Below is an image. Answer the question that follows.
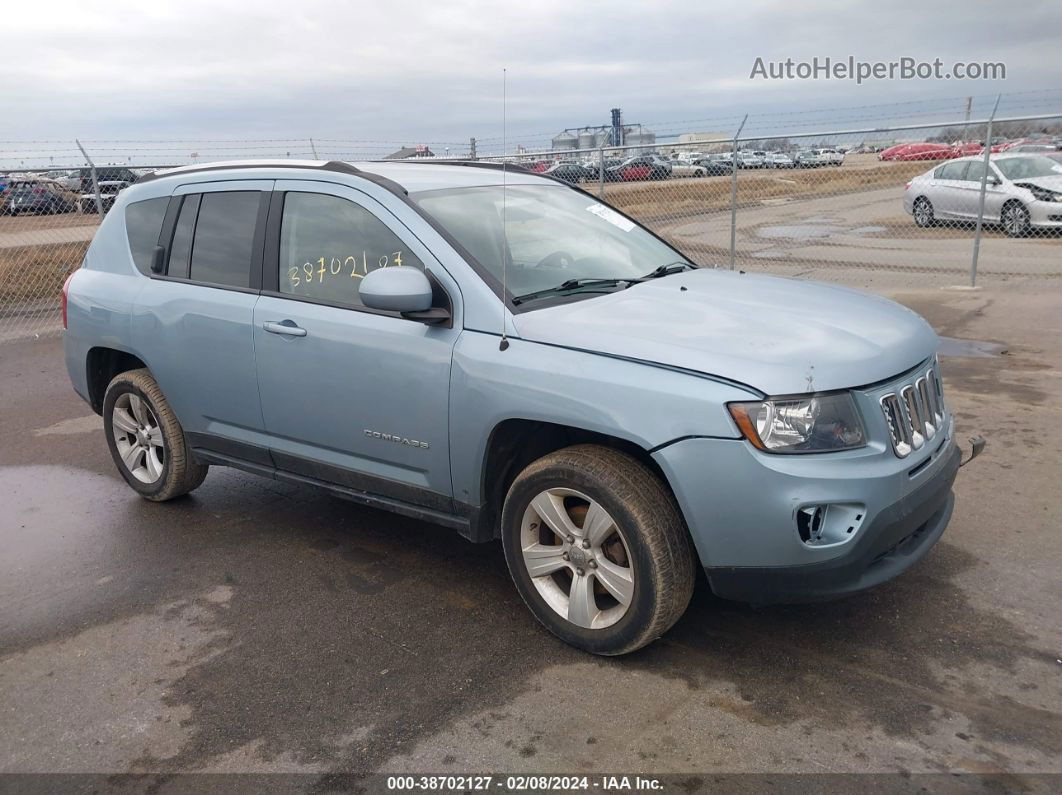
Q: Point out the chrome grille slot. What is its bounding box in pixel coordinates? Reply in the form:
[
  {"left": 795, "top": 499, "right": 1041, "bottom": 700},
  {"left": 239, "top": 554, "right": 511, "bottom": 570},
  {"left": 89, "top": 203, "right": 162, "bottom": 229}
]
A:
[
  {"left": 880, "top": 394, "right": 912, "bottom": 457},
  {"left": 880, "top": 363, "right": 946, "bottom": 458},
  {"left": 916, "top": 377, "right": 937, "bottom": 439},
  {"left": 900, "top": 385, "right": 926, "bottom": 451}
]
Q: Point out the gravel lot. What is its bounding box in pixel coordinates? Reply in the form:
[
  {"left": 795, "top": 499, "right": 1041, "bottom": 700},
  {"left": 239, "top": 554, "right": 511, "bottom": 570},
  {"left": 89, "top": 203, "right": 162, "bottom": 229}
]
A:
[{"left": 0, "top": 281, "right": 1059, "bottom": 788}]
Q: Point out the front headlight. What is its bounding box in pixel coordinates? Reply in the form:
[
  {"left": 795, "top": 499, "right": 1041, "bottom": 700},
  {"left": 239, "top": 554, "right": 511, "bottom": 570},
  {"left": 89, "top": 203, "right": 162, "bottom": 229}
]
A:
[
  {"left": 1017, "top": 183, "right": 1062, "bottom": 203},
  {"left": 728, "top": 392, "right": 866, "bottom": 454}
]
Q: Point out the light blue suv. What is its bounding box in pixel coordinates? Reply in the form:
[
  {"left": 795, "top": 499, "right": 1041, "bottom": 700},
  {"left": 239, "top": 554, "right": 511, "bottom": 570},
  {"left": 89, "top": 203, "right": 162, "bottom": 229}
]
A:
[{"left": 63, "top": 159, "right": 971, "bottom": 654}]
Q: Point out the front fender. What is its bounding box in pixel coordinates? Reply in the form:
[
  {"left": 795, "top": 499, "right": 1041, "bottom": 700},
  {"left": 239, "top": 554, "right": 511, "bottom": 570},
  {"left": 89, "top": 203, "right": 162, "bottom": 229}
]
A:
[{"left": 449, "top": 331, "right": 755, "bottom": 506}]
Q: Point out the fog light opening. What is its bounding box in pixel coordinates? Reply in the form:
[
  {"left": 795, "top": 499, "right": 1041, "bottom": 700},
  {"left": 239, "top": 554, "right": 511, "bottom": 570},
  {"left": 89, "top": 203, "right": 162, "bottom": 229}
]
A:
[
  {"left": 797, "top": 506, "right": 824, "bottom": 544},
  {"left": 796, "top": 503, "right": 867, "bottom": 547}
]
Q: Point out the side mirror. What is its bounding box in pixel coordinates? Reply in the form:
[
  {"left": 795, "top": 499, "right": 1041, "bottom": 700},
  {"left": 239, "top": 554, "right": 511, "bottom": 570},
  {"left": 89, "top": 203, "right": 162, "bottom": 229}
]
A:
[
  {"left": 988, "top": 175, "right": 1001, "bottom": 186},
  {"left": 359, "top": 267, "right": 450, "bottom": 324}
]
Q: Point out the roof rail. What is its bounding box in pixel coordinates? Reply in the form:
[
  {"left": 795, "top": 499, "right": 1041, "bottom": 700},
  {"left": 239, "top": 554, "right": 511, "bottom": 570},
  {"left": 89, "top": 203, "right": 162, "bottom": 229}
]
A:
[
  {"left": 133, "top": 160, "right": 408, "bottom": 195},
  {"left": 379, "top": 159, "right": 531, "bottom": 174}
]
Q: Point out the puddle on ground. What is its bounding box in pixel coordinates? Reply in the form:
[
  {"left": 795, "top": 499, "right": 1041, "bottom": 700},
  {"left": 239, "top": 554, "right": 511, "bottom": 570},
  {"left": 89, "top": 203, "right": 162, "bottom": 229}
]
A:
[
  {"left": 938, "top": 336, "right": 1008, "bottom": 358},
  {"left": 757, "top": 225, "right": 842, "bottom": 240},
  {"left": 756, "top": 223, "right": 887, "bottom": 241}
]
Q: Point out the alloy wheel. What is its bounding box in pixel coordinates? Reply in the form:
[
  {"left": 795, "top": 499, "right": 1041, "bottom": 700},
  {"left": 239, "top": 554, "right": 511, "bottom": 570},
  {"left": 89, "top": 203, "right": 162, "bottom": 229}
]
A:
[
  {"left": 111, "top": 392, "right": 165, "bottom": 484},
  {"left": 1004, "top": 204, "right": 1028, "bottom": 236},
  {"left": 519, "top": 488, "right": 635, "bottom": 630}
]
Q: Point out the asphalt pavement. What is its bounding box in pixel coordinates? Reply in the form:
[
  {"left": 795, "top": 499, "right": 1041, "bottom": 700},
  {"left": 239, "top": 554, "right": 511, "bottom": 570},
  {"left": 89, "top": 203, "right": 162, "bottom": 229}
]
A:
[{"left": 0, "top": 284, "right": 1059, "bottom": 787}]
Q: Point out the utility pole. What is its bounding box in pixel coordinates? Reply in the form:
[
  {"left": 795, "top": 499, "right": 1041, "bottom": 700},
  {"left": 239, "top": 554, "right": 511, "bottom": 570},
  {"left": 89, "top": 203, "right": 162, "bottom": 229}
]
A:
[
  {"left": 960, "top": 95, "right": 972, "bottom": 144},
  {"left": 970, "top": 94, "right": 1002, "bottom": 288},
  {"left": 728, "top": 115, "right": 748, "bottom": 270}
]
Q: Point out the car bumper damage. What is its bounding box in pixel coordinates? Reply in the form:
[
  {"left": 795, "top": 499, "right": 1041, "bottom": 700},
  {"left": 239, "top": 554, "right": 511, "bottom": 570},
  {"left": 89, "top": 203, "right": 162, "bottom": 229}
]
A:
[{"left": 653, "top": 416, "right": 979, "bottom": 605}]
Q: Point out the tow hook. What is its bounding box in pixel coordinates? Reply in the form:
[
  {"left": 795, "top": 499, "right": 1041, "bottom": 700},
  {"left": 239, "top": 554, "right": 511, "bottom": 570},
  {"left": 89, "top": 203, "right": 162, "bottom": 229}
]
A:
[{"left": 959, "top": 435, "right": 986, "bottom": 468}]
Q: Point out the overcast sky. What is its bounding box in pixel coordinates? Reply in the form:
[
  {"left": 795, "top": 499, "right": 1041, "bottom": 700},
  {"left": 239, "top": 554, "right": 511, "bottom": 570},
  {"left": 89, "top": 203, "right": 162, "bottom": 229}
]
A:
[{"left": 3, "top": 0, "right": 1060, "bottom": 159}]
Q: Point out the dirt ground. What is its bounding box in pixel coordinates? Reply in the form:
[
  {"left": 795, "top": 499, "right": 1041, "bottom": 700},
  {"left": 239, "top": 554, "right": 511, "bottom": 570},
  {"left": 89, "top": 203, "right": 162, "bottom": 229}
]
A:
[{"left": 0, "top": 280, "right": 1059, "bottom": 789}]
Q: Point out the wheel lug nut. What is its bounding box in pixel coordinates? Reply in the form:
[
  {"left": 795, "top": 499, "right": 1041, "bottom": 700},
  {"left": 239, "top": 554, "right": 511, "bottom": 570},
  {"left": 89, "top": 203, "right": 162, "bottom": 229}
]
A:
[
  {"left": 562, "top": 552, "right": 569, "bottom": 561},
  {"left": 567, "top": 535, "right": 575, "bottom": 544},
  {"left": 589, "top": 560, "right": 598, "bottom": 569},
  {"left": 576, "top": 568, "right": 585, "bottom": 576},
  {"left": 581, "top": 539, "right": 590, "bottom": 549}
]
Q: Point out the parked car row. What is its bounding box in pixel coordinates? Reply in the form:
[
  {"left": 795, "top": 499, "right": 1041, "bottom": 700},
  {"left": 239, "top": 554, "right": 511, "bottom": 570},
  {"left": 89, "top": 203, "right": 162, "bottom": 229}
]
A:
[
  {"left": 0, "top": 177, "right": 78, "bottom": 215},
  {"left": 520, "top": 146, "right": 851, "bottom": 183},
  {"left": 0, "top": 170, "right": 136, "bottom": 216}
]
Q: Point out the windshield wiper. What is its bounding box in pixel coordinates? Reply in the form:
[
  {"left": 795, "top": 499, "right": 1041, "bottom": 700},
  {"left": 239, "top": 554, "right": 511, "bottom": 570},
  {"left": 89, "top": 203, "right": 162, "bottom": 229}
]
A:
[
  {"left": 512, "top": 278, "right": 633, "bottom": 306},
  {"left": 638, "top": 261, "right": 698, "bottom": 280}
]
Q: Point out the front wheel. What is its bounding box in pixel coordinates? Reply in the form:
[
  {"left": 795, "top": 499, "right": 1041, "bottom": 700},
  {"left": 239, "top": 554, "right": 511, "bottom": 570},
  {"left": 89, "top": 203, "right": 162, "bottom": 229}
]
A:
[
  {"left": 1001, "top": 201, "right": 1030, "bottom": 237},
  {"left": 501, "top": 445, "right": 696, "bottom": 655},
  {"left": 103, "top": 368, "right": 208, "bottom": 501}
]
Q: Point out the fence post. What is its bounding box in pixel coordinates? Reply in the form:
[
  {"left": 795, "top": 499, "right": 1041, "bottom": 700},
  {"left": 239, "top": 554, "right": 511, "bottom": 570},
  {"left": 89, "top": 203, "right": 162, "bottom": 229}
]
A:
[
  {"left": 598, "top": 142, "right": 605, "bottom": 198},
  {"left": 75, "top": 139, "right": 103, "bottom": 217},
  {"left": 970, "top": 94, "right": 1001, "bottom": 288},
  {"left": 728, "top": 114, "right": 748, "bottom": 270},
  {"left": 470, "top": 137, "right": 477, "bottom": 160},
  {"left": 309, "top": 138, "right": 319, "bottom": 159}
]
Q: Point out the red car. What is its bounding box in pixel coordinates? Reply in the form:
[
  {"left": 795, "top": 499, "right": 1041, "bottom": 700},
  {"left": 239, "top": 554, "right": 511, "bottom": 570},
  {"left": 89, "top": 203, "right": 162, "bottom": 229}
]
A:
[
  {"left": 883, "top": 143, "right": 953, "bottom": 161},
  {"left": 604, "top": 156, "right": 672, "bottom": 182},
  {"left": 948, "top": 142, "right": 984, "bottom": 157}
]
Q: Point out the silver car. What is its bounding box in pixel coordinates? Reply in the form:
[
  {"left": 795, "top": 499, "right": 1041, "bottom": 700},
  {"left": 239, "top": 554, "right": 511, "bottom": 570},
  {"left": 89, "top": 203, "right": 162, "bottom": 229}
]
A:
[
  {"left": 903, "top": 154, "right": 1062, "bottom": 236},
  {"left": 763, "top": 152, "right": 795, "bottom": 169}
]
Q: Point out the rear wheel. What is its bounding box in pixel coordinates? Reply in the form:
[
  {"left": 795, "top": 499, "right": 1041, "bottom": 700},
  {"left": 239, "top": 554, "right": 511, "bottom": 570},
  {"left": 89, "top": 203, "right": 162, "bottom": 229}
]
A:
[
  {"left": 501, "top": 444, "right": 696, "bottom": 655},
  {"left": 1001, "top": 201, "right": 1030, "bottom": 237},
  {"left": 103, "top": 368, "right": 208, "bottom": 501},
  {"left": 913, "top": 197, "right": 935, "bottom": 228}
]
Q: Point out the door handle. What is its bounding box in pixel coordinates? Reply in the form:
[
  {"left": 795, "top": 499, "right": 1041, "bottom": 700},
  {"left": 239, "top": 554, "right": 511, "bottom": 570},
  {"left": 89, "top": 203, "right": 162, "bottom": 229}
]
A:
[{"left": 263, "top": 320, "right": 307, "bottom": 337}]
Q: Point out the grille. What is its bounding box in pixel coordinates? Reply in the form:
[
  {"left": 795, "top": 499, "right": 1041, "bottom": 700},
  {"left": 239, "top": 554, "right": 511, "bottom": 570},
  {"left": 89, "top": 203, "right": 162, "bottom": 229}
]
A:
[{"left": 880, "top": 363, "right": 945, "bottom": 458}]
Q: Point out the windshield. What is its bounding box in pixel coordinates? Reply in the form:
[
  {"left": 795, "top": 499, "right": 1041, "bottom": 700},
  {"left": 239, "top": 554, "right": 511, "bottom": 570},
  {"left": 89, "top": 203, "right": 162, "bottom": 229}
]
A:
[
  {"left": 995, "top": 156, "right": 1062, "bottom": 180},
  {"left": 413, "top": 184, "right": 690, "bottom": 300}
]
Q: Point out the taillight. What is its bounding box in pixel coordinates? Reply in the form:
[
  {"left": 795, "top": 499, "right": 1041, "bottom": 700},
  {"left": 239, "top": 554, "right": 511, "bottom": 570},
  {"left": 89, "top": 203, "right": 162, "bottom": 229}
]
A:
[{"left": 62, "top": 272, "right": 75, "bottom": 329}]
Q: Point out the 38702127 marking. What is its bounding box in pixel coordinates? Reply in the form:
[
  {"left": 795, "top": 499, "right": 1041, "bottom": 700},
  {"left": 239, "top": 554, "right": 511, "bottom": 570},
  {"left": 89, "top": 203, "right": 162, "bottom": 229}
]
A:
[{"left": 287, "top": 250, "right": 408, "bottom": 289}]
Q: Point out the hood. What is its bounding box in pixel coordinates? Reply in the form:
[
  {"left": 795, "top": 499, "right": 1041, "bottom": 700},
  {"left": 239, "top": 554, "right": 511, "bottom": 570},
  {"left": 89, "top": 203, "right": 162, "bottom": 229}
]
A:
[
  {"left": 512, "top": 269, "right": 938, "bottom": 395},
  {"left": 1014, "top": 174, "right": 1062, "bottom": 192}
]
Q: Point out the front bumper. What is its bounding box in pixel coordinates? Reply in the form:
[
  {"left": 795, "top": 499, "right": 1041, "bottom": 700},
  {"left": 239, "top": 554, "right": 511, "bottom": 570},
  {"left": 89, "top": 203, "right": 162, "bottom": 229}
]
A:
[
  {"left": 705, "top": 443, "right": 959, "bottom": 603},
  {"left": 1028, "top": 201, "right": 1062, "bottom": 228},
  {"left": 652, "top": 415, "right": 960, "bottom": 605}
]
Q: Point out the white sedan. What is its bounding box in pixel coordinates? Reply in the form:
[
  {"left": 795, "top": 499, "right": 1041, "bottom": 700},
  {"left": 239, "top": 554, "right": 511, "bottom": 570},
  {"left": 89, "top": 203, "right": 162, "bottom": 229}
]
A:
[{"left": 903, "top": 154, "right": 1062, "bottom": 236}]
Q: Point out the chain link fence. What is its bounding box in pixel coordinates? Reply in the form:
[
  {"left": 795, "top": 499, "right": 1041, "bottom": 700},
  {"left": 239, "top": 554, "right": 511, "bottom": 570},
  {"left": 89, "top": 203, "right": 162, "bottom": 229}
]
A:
[
  {"left": 2, "top": 105, "right": 1060, "bottom": 342},
  {"left": 490, "top": 111, "right": 1062, "bottom": 294}
]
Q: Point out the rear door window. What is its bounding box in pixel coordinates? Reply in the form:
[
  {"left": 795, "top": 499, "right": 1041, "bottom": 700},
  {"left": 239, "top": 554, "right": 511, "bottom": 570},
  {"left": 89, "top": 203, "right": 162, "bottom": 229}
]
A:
[
  {"left": 188, "top": 191, "right": 261, "bottom": 288},
  {"left": 124, "top": 197, "right": 169, "bottom": 275},
  {"left": 937, "top": 162, "right": 968, "bottom": 180}
]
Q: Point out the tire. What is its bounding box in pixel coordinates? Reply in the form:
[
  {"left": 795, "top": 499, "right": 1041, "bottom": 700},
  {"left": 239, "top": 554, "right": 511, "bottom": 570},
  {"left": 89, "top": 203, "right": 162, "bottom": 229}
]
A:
[
  {"left": 103, "top": 368, "right": 208, "bottom": 501},
  {"left": 913, "top": 197, "right": 935, "bottom": 228},
  {"left": 1001, "top": 201, "right": 1030, "bottom": 237},
  {"left": 501, "top": 444, "right": 696, "bottom": 656}
]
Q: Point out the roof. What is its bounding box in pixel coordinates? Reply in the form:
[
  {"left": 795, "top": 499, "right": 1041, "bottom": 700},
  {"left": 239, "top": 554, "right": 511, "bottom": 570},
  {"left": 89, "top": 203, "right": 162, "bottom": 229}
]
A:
[{"left": 139, "top": 159, "right": 550, "bottom": 194}]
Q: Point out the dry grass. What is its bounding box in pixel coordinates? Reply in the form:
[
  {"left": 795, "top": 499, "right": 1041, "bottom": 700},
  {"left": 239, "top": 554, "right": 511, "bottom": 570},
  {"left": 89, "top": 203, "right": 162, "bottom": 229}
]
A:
[
  {"left": 601, "top": 161, "right": 936, "bottom": 221},
  {"left": 0, "top": 242, "right": 87, "bottom": 303}
]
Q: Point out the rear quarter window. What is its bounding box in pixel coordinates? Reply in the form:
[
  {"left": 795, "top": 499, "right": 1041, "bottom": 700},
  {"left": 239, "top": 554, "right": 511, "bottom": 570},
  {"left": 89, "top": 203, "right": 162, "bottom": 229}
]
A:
[{"left": 124, "top": 197, "right": 169, "bottom": 275}]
